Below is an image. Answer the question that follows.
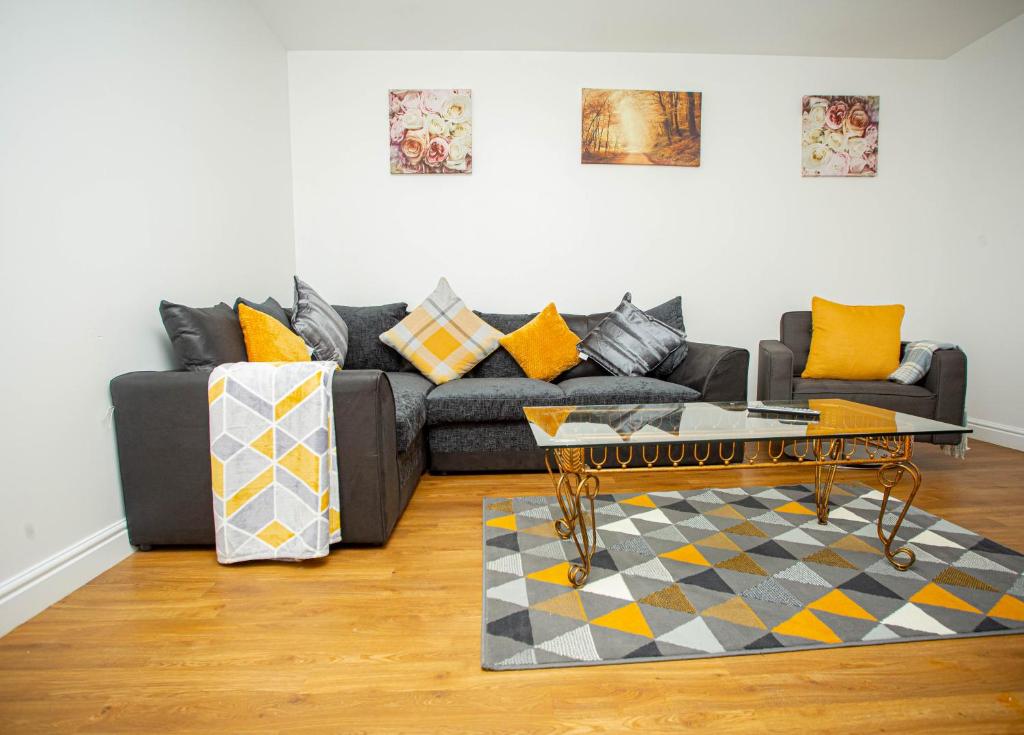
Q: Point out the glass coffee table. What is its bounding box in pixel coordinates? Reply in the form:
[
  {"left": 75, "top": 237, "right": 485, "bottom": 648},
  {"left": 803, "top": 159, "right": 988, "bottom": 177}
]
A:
[{"left": 523, "top": 399, "right": 970, "bottom": 588}]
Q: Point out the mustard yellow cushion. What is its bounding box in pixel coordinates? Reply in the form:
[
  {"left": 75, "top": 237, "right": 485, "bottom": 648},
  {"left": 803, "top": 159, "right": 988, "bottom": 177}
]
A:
[
  {"left": 237, "top": 303, "right": 311, "bottom": 363},
  {"left": 802, "top": 296, "right": 905, "bottom": 380},
  {"left": 499, "top": 303, "right": 581, "bottom": 381}
]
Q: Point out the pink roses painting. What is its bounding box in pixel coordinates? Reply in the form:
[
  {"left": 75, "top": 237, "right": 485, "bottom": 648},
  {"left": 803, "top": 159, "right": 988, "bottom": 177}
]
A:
[
  {"left": 389, "top": 89, "right": 472, "bottom": 174},
  {"left": 802, "top": 95, "right": 879, "bottom": 177}
]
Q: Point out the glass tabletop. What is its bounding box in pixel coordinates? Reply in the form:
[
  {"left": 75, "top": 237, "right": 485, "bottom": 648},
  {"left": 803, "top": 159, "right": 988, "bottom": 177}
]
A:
[{"left": 523, "top": 399, "right": 970, "bottom": 448}]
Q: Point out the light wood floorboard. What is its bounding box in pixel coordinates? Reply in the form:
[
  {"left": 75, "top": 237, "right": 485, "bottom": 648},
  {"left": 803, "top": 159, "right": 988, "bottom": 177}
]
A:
[{"left": 1, "top": 441, "right": 1022, "bottom": 733}]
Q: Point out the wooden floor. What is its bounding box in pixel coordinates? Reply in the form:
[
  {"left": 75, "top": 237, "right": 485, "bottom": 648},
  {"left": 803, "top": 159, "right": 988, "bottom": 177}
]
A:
[{"left": 1, "top": 441, "right": 1023, "bottom": 733}]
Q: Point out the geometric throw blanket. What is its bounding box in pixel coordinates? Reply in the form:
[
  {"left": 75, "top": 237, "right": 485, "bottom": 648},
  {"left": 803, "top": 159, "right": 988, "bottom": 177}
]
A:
[
  {"left": 209, "top": 362, "right": 341, "bottom": 563},
  {"left": 482, "top": 484, "right": 1024, "bottom": 670}
]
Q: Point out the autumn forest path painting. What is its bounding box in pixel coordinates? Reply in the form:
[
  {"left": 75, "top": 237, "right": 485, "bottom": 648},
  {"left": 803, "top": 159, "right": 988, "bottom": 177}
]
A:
[{"left": 581, "top": 88, "right": 701, "bottom": 167}]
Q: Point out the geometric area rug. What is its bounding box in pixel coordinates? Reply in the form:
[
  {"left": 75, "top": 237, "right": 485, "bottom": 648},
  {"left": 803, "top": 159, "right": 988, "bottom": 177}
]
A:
[{"left": 482, "top": 484, "right": 1024, "bottom": 670}]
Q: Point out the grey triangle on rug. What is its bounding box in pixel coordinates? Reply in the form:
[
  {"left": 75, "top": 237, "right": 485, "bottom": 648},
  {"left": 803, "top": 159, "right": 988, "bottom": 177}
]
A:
[{"left": 481, "top": 483, "right": 1024, "bottom": 670}]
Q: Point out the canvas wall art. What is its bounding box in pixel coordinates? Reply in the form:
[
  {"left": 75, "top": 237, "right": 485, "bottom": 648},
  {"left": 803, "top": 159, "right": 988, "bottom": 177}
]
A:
[
  {"left": 581, "top": 88, "right": 701, "bottom": 167},
  {"left": 389, "top": 89, "right": 472, "bottom": 174},
  {"left": 801, "top": 95, "right": 879, "bottom": 177}
]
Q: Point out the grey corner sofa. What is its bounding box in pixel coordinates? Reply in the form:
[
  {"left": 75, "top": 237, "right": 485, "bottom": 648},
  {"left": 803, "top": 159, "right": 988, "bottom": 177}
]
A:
[
  {"left": 757, "top": 311, "right": 967, "bottom": 445},
  {"left": 110, "top": 298, "right": 749, "bottom": 549}
]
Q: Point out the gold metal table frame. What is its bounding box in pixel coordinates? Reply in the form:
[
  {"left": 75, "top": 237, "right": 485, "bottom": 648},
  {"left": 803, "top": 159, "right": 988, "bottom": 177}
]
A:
[{"left": 544, "top": 435, "right": 922, "bottom": 588}]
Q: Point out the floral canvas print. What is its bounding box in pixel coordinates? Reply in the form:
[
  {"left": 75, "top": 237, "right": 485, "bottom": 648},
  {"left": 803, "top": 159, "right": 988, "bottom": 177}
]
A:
[
  {"left": 389, "top": 89, "right": 472, "bottom": 174},
  {"left": 802, "top": 95, "right": 879, "bottom": 177},
  {"left": 581, "top": 89, "right": 701, "bottom": 167}
]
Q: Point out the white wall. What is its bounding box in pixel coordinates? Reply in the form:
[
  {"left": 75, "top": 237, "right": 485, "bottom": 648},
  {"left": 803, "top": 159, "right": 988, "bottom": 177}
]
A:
[
  {"left": 0, "top": 0, "right": 295, "bottom": 634},
  {"left": 944, "top": 15, "right": 1024, "bottom": 449},
  {"left": 288, "top": 43, "right": 1021, "bottom": 445}
]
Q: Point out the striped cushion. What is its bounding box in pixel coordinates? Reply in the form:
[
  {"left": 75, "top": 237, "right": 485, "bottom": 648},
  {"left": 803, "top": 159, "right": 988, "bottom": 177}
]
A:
[
  {"left": 380, "top": 278, "right": 502, "bottom": 385},
  {"left": 291, "top": 277, "right": 349, "bottom": 365}
]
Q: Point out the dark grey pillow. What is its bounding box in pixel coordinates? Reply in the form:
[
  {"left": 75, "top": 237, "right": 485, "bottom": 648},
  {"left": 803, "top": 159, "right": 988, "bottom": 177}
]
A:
[
  {"left": 234, "top": 296, "right": 290, "bottom": 327},
  {"left": 577, "top": 293, "right": 687, "bottom": 377},
  {"left": 159, "top": 300, "right": 248, "bottom": 371},
  {"left": 332, "top": 303, "right": 410, "bottom": 371},
  {"left": 291, "top": 277, "right": 349, "bottom": 365}
]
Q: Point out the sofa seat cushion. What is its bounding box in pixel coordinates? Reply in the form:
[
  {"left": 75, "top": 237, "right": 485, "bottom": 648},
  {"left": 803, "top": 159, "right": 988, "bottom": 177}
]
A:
[
  {"left": 558, "top": 376, "right": 700, "bottom": 405},
  {"left": 386, "top": 372, "right": 433, "bottom": 452},
  {"left": 792, "top": 378, "right": 935, "bottom": 417},
  {"left": 426, "top": 378, "right": 565, "bottom": 425}
]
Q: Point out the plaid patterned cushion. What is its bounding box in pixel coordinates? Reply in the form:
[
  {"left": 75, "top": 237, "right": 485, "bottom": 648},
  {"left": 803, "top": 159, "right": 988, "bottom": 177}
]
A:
[{"left": 380, "top": 278, "right": 503, "bottom": 384}]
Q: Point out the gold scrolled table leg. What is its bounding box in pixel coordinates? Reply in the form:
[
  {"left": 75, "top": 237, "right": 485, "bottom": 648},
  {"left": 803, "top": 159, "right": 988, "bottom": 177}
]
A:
[
  {"left": 812, "top": 438, "right": 844, "bottom": 524},
  {"left": 547, "top": 448, "right": 600, "bottom": 588},
  {"left": 876, "top": 459, "right": 922, "bottom": 571}
]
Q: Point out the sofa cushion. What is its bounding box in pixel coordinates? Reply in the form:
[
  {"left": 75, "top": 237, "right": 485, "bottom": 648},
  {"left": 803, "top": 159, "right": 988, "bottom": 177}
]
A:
[
  {"left": 469, "top": 312, "right": 534, "bottom": 378},
  {"left": 159, "top": 300, "right": 247, "bottom": 371},
  {"left": 427, "top": 378, "right": 565, "bottom": 425},
  {"left": 577, "top": 293, "right": 687, "bottom": 377},
  {"left": 291, "top": 277, "right": 349, "bottom": 365},
  {"left": 380, "top": 277, "right": 503, "bottom": 385},
  {"left": 386, "top": 372, "right": 432, "bottom": 452},
  {"left": 499, "top": 303, "right": 581, "bottom": 381},
  {"left": 333, "top": 303, "right": 409, "bottom": 372},
  {"left": 792, "top": 378, "right": 935, "bottom": 417},
  {"left": 234, "top": 296, "right": 290, "bottom": 327},
  {"left": 559, "top": 376, "right": 700, "bottom": 405}
]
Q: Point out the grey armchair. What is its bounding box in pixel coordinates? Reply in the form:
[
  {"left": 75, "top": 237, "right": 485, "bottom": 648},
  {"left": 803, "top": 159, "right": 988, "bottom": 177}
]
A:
[{"left": 757, "top": 311, "right": 967, "bottom": 446}]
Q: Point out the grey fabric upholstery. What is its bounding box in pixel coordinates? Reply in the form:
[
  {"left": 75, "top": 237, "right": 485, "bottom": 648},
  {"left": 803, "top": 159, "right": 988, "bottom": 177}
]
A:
[
  {"left": 427, "top": 378, "right": 564, "bottom": 425},
  {"left": 469, "top": 312, "right": 533, "bottom": 378},
  {"left": 757, "top": 340, "right": 795, "bottom": 401},
  {"left": 757, "top": 312, "right": 967, "bottom": 445},
  {"left": 559, "top": 376, "right": 699, "bottom": 404},
  {"left": 780, "top": 311, "right": 813, "bottom": 375},
  {"left": 664, "top": 342, "right": 750, "bottom": 402},
  {"left": 333, "top": 303, "right": 411, "bottom": 372},
  {"left": 793, "top": 378, "right": 936, "bottom": 416},
  {"left": 235, "top": 296, "right": 290, "bottom": 327},
  {"left": 385, "top": 372, "right": 431, "bottom": 452}
]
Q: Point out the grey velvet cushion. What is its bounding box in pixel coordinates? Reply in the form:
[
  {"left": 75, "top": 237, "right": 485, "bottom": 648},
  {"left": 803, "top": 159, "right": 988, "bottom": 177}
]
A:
[
  {"left": 234, "top": 296, "right": 290, "bottom": 327},
  {"left": 559, "top": 376, "right": 699, "bottom": 404},
  {"left": 427, "top": 378, "right": 565, "bottom": 425},
  {"left": 385, "top": 372, "right": 431, "bottom": 452},
  {"left": 577, "top": 293, "right": 687, "bottom": 377},
  {"left": 159, "top": 301, "right": 247, "bottom": 371},
  {"left": 291, "top": 277, "right": 349, "bottom": 364},
  {"left": 332, "top": 302, "right": 410, "bottom": 371}
]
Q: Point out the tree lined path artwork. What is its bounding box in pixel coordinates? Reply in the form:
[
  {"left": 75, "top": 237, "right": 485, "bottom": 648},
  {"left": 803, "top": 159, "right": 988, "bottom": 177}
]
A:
[{"left": 581, "top": 88, "right": 701, "bottom": 167}]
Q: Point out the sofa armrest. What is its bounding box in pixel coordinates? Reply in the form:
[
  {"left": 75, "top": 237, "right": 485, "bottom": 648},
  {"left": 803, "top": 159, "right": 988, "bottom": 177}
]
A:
[
  {"left": 330, "top": 370, "right": 401, "bottom": 544},
  {"left": 757, "top": 340, "right": 795, "bottom": 401},
  {"left": 110, "top": 368, "right": 400, "bottom": 547},
  {"left": 667, "top": 342, "right": 750, "bottom": 402},
  {"left": 924, "top": 348, "right": 968, "bottom": 440}
]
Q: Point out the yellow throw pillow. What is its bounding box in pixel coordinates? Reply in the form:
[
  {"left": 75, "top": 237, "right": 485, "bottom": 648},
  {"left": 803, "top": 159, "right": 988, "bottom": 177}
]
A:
[
  {"left": 499, "top": 303, "right": 581, "bottom": 382},
  {"left": 802, "top": 296, "right": 905, "bottom": 380},
  {"left": 379, "top": 277, "right": 503, "bottom": 384},
  {"left": 237, "top": 303, "right": 311, "bottom": 363}
]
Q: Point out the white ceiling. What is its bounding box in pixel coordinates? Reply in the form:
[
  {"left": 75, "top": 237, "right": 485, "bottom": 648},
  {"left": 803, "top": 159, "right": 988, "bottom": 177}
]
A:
[{"left": 252, "top": 0, "right": 1024, "bottom": 59}]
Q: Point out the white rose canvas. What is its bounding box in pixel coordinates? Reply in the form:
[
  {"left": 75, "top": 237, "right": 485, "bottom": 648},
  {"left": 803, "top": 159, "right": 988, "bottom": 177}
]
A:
[
  {"left": 802, "top": 95, "right": 879, "bottom": 177},
  {"left": 389, "top": 89, "right": 472, "bottom": 174}
]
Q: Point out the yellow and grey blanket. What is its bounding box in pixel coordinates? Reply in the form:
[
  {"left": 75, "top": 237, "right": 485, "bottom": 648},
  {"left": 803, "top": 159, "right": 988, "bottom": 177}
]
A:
[{"left": 208, "top": 362, "right": 341, "bottom": 563}]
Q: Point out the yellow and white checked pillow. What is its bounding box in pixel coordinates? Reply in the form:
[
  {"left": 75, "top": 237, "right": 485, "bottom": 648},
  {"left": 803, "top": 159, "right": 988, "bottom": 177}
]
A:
[{"left": 380, "top": 277, "right": 503, "bottom": 384}]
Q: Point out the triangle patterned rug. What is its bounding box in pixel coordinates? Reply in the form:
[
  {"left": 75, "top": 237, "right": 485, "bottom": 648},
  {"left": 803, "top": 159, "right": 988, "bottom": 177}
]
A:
[{"left": 481, "top": 483, "right": 1024, "bottom": 670}]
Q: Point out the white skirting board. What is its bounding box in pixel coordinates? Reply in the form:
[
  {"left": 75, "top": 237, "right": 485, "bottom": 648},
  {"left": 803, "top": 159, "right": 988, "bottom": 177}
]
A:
[
  {"left": 968, "top": 417, "right": 1024, "bottom": 453},
  {"left": 0, "top": 520, "right": 133, "bottom": 637}
]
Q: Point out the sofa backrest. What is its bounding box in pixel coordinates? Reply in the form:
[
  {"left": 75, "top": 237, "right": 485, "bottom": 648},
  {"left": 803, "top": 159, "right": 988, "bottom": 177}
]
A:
[
  {"left": 330, "top": 303, "right": 415, "bottom": 372},
  {"left": 780, "top": 311, "right": 812, "bottom": 375},
  {"left": 467, "top": 297, "right": 687, "bottom": 380}
]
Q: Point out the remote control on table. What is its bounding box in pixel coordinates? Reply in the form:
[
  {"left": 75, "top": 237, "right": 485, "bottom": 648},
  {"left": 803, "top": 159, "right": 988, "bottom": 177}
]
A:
[{"left": 746, "top": 403, "right": 821, "bottom": 419}]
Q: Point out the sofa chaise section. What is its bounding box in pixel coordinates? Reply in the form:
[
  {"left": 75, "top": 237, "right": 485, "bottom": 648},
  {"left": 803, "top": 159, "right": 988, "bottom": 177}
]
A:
[{"left": 110, "top": 369, "right": 425, "bottom": 547}]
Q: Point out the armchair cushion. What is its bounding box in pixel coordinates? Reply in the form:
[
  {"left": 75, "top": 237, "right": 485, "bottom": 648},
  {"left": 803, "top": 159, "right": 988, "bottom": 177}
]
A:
[
  {"left": 792, "top": 378, "right": 935, "bottom": 416},
  {"left": 802, "top": 296, "right": 905, "bottom": 380}
]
